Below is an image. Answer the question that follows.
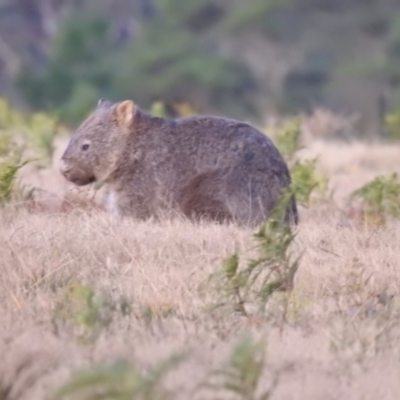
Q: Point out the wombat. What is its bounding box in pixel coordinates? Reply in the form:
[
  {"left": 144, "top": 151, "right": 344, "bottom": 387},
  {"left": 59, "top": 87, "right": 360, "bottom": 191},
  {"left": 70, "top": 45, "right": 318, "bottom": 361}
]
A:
[{"left": 60, "top": 99, "right": 298, "bottom": 227}]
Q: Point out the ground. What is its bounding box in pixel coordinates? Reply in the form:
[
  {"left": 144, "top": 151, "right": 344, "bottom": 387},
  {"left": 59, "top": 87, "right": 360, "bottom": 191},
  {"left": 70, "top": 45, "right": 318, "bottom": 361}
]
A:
[{"left": 1, "top": 134, "right": 400, "bottom": 399}]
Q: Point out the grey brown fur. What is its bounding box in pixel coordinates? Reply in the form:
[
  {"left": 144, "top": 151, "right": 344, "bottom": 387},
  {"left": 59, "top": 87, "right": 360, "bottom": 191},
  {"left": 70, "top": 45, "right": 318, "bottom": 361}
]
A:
[{"left": 60, "top": 99, "right": 298, "bottom": 227}]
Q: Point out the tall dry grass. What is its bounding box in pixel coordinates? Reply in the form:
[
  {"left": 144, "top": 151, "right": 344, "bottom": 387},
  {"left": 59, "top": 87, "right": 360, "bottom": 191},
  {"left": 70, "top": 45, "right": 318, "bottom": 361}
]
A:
[{"left": 2, "top": 119, "right": 400, "bottom": 399}]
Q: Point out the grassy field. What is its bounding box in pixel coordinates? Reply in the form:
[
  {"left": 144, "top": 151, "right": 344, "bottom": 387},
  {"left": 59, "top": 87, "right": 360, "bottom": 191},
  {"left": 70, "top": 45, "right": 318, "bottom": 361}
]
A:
[{"left": 2, "top": 125, "right": 400, "bottom": 399}]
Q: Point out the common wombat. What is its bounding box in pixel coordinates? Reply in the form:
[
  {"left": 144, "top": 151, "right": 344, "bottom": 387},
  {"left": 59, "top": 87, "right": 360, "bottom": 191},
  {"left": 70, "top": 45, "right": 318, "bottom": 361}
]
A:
[{"left": 60, "top": 99, "right": 298, "bottom": 226}]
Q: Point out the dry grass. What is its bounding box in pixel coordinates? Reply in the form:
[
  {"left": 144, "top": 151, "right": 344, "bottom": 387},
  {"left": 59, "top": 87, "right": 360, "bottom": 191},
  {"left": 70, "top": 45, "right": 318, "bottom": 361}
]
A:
[{"left": 2, "top": 138, "right": 400, "bottom": 399}]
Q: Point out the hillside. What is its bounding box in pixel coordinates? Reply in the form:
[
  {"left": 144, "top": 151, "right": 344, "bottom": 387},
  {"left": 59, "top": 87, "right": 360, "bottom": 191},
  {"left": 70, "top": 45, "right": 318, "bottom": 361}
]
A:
[{"left": 1, "top": 0, "right": 400, "bottom": 134}]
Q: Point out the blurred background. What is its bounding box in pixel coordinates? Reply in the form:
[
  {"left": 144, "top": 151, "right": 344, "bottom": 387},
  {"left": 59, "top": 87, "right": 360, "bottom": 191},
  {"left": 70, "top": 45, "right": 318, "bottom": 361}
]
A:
[{"left": 1, "top": 0, "right": 400, "bottom": 136}]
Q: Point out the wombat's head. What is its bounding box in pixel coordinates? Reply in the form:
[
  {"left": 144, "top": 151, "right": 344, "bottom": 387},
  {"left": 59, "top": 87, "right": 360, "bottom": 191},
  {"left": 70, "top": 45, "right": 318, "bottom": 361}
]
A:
[{"left": 60, "top": 99, "right": 135, "bottom": 185}]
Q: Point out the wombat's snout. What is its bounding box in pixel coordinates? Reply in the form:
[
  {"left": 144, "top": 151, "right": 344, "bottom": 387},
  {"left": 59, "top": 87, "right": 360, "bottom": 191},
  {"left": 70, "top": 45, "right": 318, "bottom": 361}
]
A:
[{"left": 59, "top": 158, "right": 71, "bottom": 176}]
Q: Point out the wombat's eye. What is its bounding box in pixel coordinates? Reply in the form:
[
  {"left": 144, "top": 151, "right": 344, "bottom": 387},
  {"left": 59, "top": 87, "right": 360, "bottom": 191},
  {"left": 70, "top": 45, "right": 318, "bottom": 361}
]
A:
[{"left": 81, "top": 144, "right": 90, "bottom": 151}]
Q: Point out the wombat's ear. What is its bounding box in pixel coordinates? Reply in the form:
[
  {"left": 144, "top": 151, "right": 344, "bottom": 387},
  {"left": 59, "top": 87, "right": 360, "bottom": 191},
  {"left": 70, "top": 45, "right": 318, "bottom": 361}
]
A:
[
  {"left": 115, "top": 100, "right": 136, "bottom": 128},
  {"left": 97, "top": 98, "right": 112, "bottom": 109}
]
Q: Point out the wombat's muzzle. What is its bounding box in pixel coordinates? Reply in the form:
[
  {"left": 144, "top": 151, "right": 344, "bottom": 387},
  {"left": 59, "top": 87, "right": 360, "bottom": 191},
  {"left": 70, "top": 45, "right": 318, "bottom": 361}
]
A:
[
  {"left": 59, "top": 159, "right": 71, "bottom": 176},
  {"left": 59, "top": 158, "right": 95, "bottom": 185}
]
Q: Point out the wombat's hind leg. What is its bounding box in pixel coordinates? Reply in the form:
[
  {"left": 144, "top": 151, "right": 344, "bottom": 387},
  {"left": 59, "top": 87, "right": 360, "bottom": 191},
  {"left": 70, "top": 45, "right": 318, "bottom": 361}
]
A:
[{"left": 179, "top": 173, "right": 233, "bottom": 224}]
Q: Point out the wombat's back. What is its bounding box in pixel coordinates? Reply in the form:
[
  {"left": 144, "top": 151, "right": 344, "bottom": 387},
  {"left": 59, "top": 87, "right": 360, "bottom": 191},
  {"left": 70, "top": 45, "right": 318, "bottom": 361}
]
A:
[{"left": 160, "top": 116, "right": 287, "bottom": 172}]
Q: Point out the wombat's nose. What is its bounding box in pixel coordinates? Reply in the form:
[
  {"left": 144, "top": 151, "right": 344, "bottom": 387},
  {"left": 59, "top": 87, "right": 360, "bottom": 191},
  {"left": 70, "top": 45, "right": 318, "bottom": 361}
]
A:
[{"left": 59, "top": 159, "right": 70, "bottom": 174}]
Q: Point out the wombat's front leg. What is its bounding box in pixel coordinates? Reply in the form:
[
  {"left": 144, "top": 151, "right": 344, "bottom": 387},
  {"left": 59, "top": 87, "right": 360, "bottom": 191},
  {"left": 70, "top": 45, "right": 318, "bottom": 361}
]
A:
[{"left": 104, "top": 188, "right": 151, "bottom": 221}]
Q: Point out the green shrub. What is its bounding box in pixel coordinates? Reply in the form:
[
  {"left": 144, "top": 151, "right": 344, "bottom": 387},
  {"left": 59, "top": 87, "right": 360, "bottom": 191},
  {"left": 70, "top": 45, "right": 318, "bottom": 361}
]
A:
[
  {"left": 0, "top": 97, "right": 61, "bottom": 165},
  {"left": 150, "top": 101, "right": 168, "bottom": 118},
  {"left": 273, "top": 117, "right": 302, "bottom": 162},
  {"left": 0, "top": 125, "right": 28, "bottom": 205},
  {"left": 291, "top": 158, "right": 328, "bottom": 207},
  {"left": 52, "top": 282, "right": 131, "bottom": 342},
  {"left": 0, "top": 157, "right": 27, "bottom": 206},
  {"left": 0, "top": 97, "right": 25, "bottom": 129},
  {"left": 211, "top": 189, "right": 300, "bottom": 316},
  {"left": 22, "top": 112, "right": 60, "bottom": 161},
  {"left": 271, "top": 116, "right": 329, "bottom": 207},
  {"left": 350, "top": 172, "right": 400, "bottom": 226},
  {"left": 200, "top": 335, "right": 279, "bottom": 400},
  {"left": 53, "top": 355, "right": 184, "bottom": 400}
]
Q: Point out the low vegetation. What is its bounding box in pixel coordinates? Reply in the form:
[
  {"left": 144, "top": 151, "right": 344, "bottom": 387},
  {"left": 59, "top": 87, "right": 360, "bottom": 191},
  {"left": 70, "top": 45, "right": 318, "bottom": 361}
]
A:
[
  {"left": 350, "top": 172, "right": 400, "bottom": 227},
  {"left": 212, "top": 189, "right": 299, "bottom": 318},
  {"left": 54, "top": 355, "right": 185, "bottom": 400},
  {"left": 199, "top": 335, "right": 276, "bottom": 400}
]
